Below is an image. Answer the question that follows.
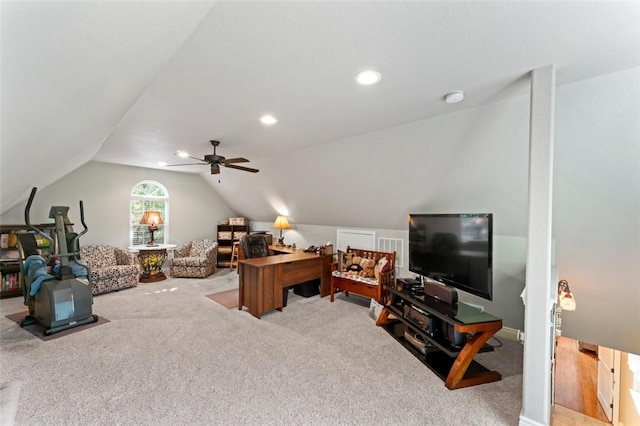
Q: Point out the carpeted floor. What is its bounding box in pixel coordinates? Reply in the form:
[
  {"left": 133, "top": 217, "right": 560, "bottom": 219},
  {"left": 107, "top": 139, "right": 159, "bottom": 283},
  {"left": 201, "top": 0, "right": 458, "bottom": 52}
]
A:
[{"left": 0, "top": 270, "right": 523, "bottom": 425}]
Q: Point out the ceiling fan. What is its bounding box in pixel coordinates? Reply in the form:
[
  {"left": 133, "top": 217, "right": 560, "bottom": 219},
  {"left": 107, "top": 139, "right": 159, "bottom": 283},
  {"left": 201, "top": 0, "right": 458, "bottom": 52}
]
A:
[{"left": 165, "top": 140, "right": 259, "bottom": 175}]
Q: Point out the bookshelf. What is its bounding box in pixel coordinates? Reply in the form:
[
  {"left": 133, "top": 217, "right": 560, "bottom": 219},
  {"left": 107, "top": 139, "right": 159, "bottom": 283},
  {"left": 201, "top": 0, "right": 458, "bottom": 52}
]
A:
[
  {"left": 0, "top": 224, "right": 55, "bottom": 299},
  {"left": 216, "top": 224, "right": 249, "bottom": 268}
]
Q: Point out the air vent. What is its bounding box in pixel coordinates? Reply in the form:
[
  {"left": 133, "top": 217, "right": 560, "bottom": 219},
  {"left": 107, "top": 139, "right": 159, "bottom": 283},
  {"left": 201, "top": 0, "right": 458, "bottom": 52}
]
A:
[{"left": 378, "top": 237, "right": 404, "bottom": 268}]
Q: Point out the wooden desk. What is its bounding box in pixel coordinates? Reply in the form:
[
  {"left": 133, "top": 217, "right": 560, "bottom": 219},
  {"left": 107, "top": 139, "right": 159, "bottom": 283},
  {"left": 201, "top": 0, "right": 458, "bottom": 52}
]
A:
[{"left": 238, "top": 248, "right": 332, "bottom": 318}]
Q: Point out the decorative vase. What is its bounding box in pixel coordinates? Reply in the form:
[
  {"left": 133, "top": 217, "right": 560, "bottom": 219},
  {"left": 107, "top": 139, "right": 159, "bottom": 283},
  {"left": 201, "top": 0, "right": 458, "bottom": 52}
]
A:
[{"left": 7, "top": 232, "right": 17, "bottom": 248}]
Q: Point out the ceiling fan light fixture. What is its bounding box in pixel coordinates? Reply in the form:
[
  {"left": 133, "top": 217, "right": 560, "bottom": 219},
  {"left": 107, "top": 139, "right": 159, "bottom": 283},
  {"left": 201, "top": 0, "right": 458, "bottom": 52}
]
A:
[
  {"left": 355, "top": 70, "right": 381, "bottom": 85},
  {"left": 260, "top": 115, "right": 277, "bottom": 125}
]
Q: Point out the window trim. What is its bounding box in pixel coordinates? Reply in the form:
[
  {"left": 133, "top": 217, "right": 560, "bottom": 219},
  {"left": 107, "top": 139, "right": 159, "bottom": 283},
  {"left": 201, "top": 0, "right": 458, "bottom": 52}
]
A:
[{"left": 130, "top": 180, "right": 169, "bottom": 246}]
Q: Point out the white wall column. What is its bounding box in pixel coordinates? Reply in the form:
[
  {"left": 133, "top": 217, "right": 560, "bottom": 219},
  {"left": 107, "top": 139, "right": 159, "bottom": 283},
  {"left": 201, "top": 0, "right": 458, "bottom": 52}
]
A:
[{"left": 520, "top": 65, "right": 556, "bottom": 426}]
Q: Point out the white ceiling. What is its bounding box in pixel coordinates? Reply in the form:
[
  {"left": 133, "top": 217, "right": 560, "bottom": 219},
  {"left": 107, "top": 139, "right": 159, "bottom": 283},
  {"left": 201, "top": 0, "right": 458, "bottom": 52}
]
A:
[{"left": 2, "top": 1, "right": 639, "bottom": 213}]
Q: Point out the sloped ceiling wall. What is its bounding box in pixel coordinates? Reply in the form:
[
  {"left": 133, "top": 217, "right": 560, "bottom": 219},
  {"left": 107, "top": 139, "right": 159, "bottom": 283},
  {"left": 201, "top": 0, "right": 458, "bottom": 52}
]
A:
[
  {"left": 0, "top": 1, "right": 214, "bottom": 213},
  {"left": 552, "top": 68, "right": 640, "bottom": 354},
  {"left": 4, "top": 1, "right": 638, "bottom": 218},
  {"left": 208, "top": 92, "right": 531, "bottom": 234}
]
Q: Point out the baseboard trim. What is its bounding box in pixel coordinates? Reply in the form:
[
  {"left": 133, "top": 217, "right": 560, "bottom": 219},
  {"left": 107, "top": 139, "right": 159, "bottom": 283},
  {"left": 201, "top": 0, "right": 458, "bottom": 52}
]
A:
[
  {"left": 497, "top": 326, "right": 520, "bottom": 342},
  {"left": 519, "top": 413, "right": 547, "bottom": 426}
]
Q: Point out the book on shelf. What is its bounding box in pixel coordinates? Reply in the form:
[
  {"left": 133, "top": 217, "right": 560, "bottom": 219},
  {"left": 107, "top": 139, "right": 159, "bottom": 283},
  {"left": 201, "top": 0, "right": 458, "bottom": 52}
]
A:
[
  {"left": 28, "top": 231, "right": 52, "bottom": 247},
  {"left": 2, "top": 272, "right": 21, "bottom": 292},
  {"left": 0, "top": 250, "right": 20, "bottom": 260}
]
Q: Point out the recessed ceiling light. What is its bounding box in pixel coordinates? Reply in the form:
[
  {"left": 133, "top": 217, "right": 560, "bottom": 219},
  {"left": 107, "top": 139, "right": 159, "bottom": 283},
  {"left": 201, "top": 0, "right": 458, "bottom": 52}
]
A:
[
  {"left": 158, "top": 162, "right": 167, "bottom": 167},
  {"left": 176, "top": 151, "right": 189, "bottom": 158},
  {"left": 444, "top": 90, "right": 464, "bottom": 104},
  {"left": 260, "top": 115, "right": 277, "bottom": 125},
  {"left": 355, "top": 70, "right": 382, "bottom": 85}
]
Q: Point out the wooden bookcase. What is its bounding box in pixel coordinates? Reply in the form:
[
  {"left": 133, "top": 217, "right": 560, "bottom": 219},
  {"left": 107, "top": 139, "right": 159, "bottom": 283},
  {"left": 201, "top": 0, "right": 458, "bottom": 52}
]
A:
[
  {"left": 0, "top": 224, "right": 55, "bottom": 299},
  {"left": 216, "top": 224, "right": 248, "bottom": 268}
]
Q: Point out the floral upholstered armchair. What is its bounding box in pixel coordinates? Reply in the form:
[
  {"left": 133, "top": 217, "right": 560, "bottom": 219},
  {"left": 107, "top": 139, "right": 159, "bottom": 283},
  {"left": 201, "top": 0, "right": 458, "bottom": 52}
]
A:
[
  {"left": 79, "top": 245, "right": 139, "bottom": 295},
  {"left": 170, "top": 239, "right": 218, "bottom": 278}
]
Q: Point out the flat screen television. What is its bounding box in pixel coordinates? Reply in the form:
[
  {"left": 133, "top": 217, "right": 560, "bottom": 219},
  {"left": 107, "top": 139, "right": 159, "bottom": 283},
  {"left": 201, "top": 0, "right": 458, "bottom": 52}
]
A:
[{"left": 408, "top": 213, "right": 493, "bottom": 301}]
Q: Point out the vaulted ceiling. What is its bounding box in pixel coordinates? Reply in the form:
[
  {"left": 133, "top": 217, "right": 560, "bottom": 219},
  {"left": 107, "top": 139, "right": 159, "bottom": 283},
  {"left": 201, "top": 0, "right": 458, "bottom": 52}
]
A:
[{"left": 2, "top": 1, "right": 639, "bottom": 215}]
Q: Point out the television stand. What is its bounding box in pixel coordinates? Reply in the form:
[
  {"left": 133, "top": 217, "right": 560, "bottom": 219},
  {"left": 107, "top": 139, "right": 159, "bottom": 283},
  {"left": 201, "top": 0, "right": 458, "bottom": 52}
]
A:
[{"left": 377, "top": 283, "right": 503, "bottom": 389}]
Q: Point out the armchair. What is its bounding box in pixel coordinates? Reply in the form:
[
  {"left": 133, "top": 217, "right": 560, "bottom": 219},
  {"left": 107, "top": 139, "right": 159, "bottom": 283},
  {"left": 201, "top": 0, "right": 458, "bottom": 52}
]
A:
[
  {"left": 79, "top": 245, "right": 139, "bottom": 295},
  {"left": 170, "top": 239, "right": 218, "bottom": 278}
]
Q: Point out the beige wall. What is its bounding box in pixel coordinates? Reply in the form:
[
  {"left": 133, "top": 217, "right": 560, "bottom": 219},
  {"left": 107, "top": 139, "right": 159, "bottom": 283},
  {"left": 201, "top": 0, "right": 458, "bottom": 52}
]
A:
[{"left": 0, "top": 162, "right": 237, "bottom": 248}]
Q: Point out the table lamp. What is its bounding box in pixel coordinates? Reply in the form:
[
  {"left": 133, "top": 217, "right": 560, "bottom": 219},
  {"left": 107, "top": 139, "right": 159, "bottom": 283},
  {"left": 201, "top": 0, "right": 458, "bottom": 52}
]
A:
[
  {"left": 272, "top": 215, "right": 290, "bottom": 246},
  {"left": 140, "top": 211, "right": 163, "bottom": 246},
  {"left": 557, "top": 279, "right": 576, "bottom": 311}
]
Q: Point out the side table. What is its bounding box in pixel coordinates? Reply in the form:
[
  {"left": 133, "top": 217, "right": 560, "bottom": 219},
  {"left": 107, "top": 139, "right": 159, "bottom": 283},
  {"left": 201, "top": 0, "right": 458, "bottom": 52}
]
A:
[{"left": 128, "top": 244, "right": 177, "bottom": 283}]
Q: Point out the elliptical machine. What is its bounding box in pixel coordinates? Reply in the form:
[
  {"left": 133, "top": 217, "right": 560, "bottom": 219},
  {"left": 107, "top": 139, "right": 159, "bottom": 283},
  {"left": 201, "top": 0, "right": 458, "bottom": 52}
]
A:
[{"left": 17, "top": 187, "right": 98, "bottom": 335}]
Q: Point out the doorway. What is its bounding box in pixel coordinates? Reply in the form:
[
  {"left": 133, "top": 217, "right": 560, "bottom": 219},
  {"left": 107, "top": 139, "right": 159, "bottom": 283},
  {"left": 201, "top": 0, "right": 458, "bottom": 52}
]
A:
[{"left": 554, "top": 336, "right": 610, "bottom": 423}]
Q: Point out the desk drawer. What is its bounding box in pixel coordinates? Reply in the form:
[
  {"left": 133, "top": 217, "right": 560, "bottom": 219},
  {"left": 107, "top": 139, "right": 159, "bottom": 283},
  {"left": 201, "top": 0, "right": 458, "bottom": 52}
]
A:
[{"left": 280, "top": 259, "right": 319, "bottom": 285}]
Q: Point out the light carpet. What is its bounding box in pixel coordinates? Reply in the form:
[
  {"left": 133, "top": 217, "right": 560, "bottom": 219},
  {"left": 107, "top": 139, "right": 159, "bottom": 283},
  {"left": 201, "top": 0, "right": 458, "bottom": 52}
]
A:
[{"left": 0, "top": 270, "right": 523, "bottom": 425}]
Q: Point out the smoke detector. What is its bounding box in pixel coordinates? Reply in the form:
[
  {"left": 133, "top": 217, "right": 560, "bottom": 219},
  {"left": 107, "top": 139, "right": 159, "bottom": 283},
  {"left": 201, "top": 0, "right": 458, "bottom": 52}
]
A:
[{"left": 445, "top": 90, "right": 464, "bottom": 104}]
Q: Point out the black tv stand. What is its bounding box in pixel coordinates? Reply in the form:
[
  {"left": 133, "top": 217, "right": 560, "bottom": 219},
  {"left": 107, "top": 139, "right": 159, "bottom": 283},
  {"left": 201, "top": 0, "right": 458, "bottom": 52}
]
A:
[{"left": 377, "top": 281, "right": 502, "bottom": 389}]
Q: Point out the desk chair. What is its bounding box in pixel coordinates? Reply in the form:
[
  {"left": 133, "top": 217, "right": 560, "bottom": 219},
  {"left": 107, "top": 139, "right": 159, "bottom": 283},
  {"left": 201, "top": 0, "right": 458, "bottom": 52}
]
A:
[
  {"left": 240, "top": 234, "right": 289, "bottom": 306},
  {"left": 230, "top": 241, "right": 240, "bottom": 271},
  {"left": 239, "top": 234, "right": 269, "bottom": 258}
]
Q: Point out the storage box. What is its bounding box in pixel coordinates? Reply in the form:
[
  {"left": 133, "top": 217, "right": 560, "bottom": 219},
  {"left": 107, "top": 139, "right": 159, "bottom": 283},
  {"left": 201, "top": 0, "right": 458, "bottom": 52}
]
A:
[
  {"left": 293, "top": 279, "right": 320, "bottom": 298},
  {"left": 218, "top": 231, "right": 232, "bottom": 240},
  {"left": 229, "top": 217, "right": 245, "bottom": 226}
]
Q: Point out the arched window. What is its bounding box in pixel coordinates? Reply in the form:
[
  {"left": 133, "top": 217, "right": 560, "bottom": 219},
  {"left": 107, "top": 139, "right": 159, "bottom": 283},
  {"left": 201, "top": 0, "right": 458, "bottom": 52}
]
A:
[{"left": 130, "top": 181, "right": 169, "bottom": 246}]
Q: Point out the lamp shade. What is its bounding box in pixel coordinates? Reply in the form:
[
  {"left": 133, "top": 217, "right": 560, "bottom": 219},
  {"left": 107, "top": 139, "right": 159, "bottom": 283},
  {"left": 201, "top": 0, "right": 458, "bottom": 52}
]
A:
[
  {"left": 272, "top": 215, "right": 290, "bottom": 230},
  {"left": 558, "top": 279, "right": 576, "bottom": 311},
  {"left": 140, "top": 211, "right": 164, "bottom": 226}
]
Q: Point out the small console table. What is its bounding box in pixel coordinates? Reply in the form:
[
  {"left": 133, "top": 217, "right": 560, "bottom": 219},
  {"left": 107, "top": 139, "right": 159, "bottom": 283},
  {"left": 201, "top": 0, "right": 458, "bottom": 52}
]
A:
[
  {"left": 128, "top": 244, "right": 176, "bottom": 283},
  {"left": 377, "top": 280, "right": 502, "bottom": 389}
]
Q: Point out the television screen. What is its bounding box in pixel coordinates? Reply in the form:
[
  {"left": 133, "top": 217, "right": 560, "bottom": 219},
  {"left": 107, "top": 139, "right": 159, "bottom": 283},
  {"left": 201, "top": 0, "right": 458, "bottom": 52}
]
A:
[{"left": 408, "top": 213, "right": 493, "bottom": 301}]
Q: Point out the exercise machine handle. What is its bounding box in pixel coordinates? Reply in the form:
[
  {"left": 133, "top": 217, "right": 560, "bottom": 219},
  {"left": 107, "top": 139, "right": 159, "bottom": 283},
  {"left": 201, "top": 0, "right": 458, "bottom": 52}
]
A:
[
  {"left": 24, "top": 187, "right": 54, "bottom": 250},
  {"left": 69, "top": 200, "right": 88, "bottom": 258}
]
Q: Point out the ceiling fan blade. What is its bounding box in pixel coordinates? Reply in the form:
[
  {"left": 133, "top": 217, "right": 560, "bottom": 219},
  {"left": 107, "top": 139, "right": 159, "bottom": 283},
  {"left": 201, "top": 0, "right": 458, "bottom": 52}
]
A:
[
  {"left": 210, "top": 165, "right": 220, "bottom": 174},
  {"left": 224, "top": 164, "right": 259, "bottom": 173},
  {"left": 173, "top": 152, "right": 207, "bottom": 162},
  {"left": 164, "top": 162, "right": 209, "bottom": 167},
  {"left": 220, "top": 157, "right": 249, "bottom": 164}
]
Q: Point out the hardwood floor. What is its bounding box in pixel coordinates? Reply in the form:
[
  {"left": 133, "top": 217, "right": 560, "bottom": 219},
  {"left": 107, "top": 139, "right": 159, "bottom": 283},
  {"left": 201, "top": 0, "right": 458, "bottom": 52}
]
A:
[
  {"left": 552, "top": 404, "right": 609, "bottom": 426},
  {"left": 553, "top": 336, "right": 610, "bottom": 424}
]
